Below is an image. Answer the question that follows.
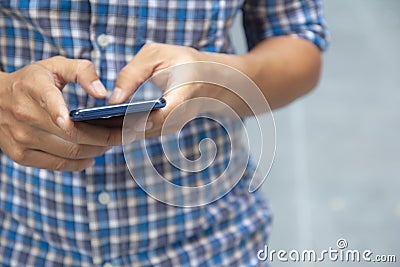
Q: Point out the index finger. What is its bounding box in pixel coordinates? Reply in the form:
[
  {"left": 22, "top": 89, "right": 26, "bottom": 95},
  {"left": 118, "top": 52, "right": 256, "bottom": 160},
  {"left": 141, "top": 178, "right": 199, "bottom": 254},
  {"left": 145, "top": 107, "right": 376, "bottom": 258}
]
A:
[
  {"left": 32, "top": 57, "right": 108, "bottom": 132},
  {"left": 65, "top": 122, "right": 123, "bottom": 146},
  {"left": 26, "top": 67, "right": 73, "bottom": 132},
  {"left": 39, "top": 56, "right": 108, "bottom": 99}
]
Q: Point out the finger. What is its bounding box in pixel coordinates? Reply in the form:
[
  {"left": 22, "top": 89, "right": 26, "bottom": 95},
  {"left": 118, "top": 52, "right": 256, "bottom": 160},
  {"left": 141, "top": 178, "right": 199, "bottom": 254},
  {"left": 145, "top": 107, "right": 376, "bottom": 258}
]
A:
[
  {"left": 67, "top": 122, "right": 123, "bottom": 146},
  {"left": 110, "top": 44, "right": 162, "bottom": 104},
  {"left": 26, "top": 68, "right": 73, "bottom": 132},
  {"left": 144, "top": 88, "right": 191, "bottom": 131},
  {"left": 18, "top": 149, "right": 95, "bottom": 172},
  {"left": 132, "top": 93, "right": 185, "bottom": 140},
  {"left": 16, "top": 99, "right": 122, "bottom": 147},
  {"left": 31, "top": 130, "right": 112, "bottom": 159},
  {"left": 43, "top": 56, "right": 108, "bottom": 98},
  {"left": 17, "top": 103, "right": 123, "bottom": 147}
]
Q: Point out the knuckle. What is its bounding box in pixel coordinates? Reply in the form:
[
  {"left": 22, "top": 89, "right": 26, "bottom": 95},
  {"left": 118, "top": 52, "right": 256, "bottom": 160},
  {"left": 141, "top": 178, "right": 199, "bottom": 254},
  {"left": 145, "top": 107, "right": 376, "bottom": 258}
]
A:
[
  {"left": 12, "top": 105, "right": 32, "bottom": 121},
  {"left": 11, "top": 147, "right": 27, "bottom": 164},
  {"left": 135, "top": 74, "right": 146, "bottom": 86},
  {"left": 13, "top": 129, "right": 32, "bottom": 145},
  {"left": 118, "top": 66, "right": 130, "bottom": 77},
  {"left": 66, "top": 127, "right": 78, "bottom": 142},
  {"left": 67, "top": 144, "right": 82, "bottom": 159},
  {"left": 52, "top": 55, "right": 66, "bottom": 62},
  {"left": 75, "top": 60, "right": 95, "bottom": 84},
  {"left": 181, "top": 47, "right": 200, "bottom": 61},
  {"left": 118, "top": 66, "right": 141, "bottom": 85},
  {"left": 11, "top": 77, "right": 30, "bottom": 95},
  {"left": 105, "top": 130, "right": 121, "bottom": 146},
  {"left": 78, "top": 59, "right": 93, "bottom": 70},
  {"left": 11, "top": 79, "right": 23, "bottom": 91},
  {"left": 39, "top": 88, "right": 56, "bottom": 109},
  {"left": 143, "top": 42, "right": 157, "bottom": 50},
  {"left": 80, "top": 59, "right": 92, "bottom": 66},
  {"left": 105, "top": 131, "right": 114, "bottom": 146},
  {"left": 140, "top": 43, "right": 161, "bottom": 58}
]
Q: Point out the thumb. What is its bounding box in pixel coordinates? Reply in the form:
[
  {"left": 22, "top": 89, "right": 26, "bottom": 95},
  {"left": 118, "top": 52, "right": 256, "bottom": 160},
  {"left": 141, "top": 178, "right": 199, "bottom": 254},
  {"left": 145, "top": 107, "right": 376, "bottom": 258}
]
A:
[
  {"left": 40, "top": 56, "right": 108, "bottom": 98},
  {"left": 109, "top": 43, "right": 165, "bottom": 104}
]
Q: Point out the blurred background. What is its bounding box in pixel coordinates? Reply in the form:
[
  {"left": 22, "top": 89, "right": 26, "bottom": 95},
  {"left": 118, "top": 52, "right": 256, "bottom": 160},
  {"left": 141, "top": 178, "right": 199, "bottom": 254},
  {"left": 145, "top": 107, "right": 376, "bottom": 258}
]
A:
[{"left": 232, "top": 0, "right": 400, "bottom": 266}]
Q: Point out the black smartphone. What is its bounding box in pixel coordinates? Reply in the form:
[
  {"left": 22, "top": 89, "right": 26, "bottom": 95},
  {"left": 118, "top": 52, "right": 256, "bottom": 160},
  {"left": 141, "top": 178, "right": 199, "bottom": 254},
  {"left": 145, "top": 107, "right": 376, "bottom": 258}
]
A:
[{"left": 69, "top": 98, "right": 166, "bottom": 127}]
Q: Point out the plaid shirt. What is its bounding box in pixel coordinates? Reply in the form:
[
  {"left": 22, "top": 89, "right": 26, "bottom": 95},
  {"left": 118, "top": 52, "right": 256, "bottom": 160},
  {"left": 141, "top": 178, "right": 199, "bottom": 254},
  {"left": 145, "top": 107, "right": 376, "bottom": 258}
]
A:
[{"left": 0, "top": 0, "right": 328, "bottom": 266}]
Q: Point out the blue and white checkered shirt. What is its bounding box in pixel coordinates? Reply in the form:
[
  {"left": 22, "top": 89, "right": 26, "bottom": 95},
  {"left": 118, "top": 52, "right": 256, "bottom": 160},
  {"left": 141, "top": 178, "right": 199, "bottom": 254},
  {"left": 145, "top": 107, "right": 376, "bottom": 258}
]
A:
[{"left": 0, "top": 0, "right": 328, "bottom": 266}]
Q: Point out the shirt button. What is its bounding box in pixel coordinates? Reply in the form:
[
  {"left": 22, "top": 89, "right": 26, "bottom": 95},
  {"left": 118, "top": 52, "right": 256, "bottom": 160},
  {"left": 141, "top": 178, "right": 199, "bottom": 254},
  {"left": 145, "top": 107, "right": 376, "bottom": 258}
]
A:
[
  {"left": 103, "top": 263, "right": 113, "bottom": 267},
  {"left": 98, "top": 192, "right": 111, "bottom": 205},
  {"left": 97, "top": 34, "right": 110, "bottom": 47}
]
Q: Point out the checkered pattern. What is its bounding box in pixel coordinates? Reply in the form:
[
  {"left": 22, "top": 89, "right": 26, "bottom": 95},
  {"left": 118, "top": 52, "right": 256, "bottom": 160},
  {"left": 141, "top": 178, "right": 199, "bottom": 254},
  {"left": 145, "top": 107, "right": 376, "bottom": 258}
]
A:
[{"left": 0, "top": 1, "right": 328, "bottom": 266}]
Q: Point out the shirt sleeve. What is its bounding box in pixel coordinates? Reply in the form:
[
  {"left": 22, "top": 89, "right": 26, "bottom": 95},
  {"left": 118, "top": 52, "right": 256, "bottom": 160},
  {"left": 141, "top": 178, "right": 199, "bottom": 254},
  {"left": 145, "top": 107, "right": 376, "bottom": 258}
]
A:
[{"left": 242, "top": 0, "right": 329, "bottom": 51}]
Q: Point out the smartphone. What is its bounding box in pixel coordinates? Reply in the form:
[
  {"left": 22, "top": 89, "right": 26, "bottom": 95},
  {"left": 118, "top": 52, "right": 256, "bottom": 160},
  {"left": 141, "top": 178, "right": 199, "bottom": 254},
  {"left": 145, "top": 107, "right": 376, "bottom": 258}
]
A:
[{"left": 69, "top": 98, "right": 166, "bottom": 127}]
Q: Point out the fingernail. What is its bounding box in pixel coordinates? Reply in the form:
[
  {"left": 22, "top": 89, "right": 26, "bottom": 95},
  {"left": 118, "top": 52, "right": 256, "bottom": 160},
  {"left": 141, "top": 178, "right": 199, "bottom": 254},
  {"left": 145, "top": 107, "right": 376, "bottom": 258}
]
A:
[
  {"left": 109, "top": 87, "right": 123, "bottom": 103},
  {"left": 91, "top": 80, "right": 107, "bottom": 97},
  {"left": 145, "top": 121, "right": 153, "bottom": 130},
  {"left": 56, "top": 117, "right": 68, "bottom": 132}
]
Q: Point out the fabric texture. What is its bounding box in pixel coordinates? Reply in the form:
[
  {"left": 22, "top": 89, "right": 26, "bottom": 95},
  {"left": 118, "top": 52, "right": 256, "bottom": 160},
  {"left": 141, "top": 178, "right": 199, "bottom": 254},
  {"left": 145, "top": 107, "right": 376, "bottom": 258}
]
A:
[{"left": 0, "top": 0, "right": 328, "bottom": 266}]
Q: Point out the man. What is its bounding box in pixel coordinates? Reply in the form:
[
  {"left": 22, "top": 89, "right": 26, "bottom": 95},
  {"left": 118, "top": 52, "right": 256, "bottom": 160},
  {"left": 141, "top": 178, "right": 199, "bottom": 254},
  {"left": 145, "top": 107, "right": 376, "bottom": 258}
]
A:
[{"left": 0, "top": 0, "right": 328, "bottom": 266}]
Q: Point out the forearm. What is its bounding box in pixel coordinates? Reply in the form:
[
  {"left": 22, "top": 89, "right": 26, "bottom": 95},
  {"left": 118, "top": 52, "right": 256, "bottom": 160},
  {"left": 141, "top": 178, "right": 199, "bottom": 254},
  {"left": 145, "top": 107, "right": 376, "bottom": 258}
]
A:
[{"left": 207, "top": 36, "right": 322, "bottom": 110}]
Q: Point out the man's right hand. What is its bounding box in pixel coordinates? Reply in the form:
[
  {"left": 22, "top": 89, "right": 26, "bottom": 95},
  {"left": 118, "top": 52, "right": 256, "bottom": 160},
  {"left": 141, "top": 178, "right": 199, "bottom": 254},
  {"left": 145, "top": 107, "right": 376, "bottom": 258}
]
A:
[{"left": 0, "top": 56, "right": 123, "bottom": 171}]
